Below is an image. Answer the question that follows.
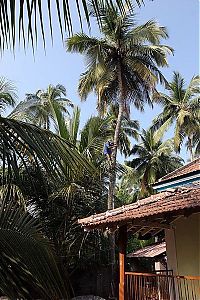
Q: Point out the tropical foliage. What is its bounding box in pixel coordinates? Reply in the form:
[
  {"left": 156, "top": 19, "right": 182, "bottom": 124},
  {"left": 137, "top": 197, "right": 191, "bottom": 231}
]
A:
[
  {"left": 0, "top": 1, "right": 198, "bottom": 298},
  {"left": 0, "top": 116, "right": 95, "bottom": 185},
  {"left": 153, "top": 72, "right": 200, "bottom": 160},
  {"left": 0, "top": 77, "right": 17, "bottom": 115},
  {"left": 10, "top": 84, "right": 73, "bottom": 131},
  {"left": 123, "top": 128, "right": 183, "bottom": 198},
  {"left": 0, "top": 197, "right": 70, "bottom": 299},
  {"left": 66, "top": 2, "right": 173, "bottom": 209},
  {"left": 0, "top": 81, "right": 97, "bottom": 298}
]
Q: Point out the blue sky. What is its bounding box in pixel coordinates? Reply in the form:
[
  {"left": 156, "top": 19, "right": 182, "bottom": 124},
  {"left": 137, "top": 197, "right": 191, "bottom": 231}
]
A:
[{"left": 0, "top": 0, "right": 199, "bottom": 160}]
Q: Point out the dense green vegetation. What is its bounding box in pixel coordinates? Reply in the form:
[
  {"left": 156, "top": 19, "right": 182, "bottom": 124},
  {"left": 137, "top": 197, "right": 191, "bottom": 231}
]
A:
[{"left": 0, "top": 1, "right": 199, "bottom": 299}]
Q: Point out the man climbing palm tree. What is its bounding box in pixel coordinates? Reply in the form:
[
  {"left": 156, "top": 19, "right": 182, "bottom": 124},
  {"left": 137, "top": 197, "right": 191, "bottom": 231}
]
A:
[{"left": 103, "top": 140, "right": 114, "bottom": 164}]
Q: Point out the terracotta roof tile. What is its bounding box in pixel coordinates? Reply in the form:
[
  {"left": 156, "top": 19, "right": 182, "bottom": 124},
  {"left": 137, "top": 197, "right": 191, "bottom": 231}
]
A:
[
  {"left": 127, "top": 242, "right": 166, "bottom": 258},
  {"left": 78, "top": 186, "right": 200, "bottom": 229},
  {"left": 158, "top": 158, "right": 200, "bottom": 182}
]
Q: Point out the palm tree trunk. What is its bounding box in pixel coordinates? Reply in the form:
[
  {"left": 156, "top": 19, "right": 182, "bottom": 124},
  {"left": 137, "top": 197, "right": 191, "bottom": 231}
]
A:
[
  {"left": 108, "top": 63, "right": 124, "bottom": 210},
  {"left": 188, "top": 136, "right": 194, "bottom": 161},
  {"left": 108, "top": 102, "right": 124, "bottom": 209},
  {"left": 108, "top": 62, "right": 124, "bottom": 297}
]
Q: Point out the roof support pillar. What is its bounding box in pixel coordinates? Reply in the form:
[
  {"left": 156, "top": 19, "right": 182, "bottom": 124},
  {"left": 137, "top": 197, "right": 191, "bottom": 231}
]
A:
[{"left": 119, "top": 224, "right": 127, "bottom": 300}]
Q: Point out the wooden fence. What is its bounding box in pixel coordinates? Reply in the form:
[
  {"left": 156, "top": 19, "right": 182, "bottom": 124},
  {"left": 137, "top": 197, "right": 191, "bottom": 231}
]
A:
[{"left": 125, "top": 272, "right": 200, "bottom": 300}]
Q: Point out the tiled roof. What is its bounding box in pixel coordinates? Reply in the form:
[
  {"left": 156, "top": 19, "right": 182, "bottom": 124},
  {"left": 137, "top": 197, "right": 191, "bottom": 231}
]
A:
[
  {"left": 127, "top": 242, "right": 166, "bottom": 258},
  {"left": 158, "top": 158, "right": 200, "bottom": 182},
  {"left": 78, "top": 186, "right": 200, "bottom": 230}
]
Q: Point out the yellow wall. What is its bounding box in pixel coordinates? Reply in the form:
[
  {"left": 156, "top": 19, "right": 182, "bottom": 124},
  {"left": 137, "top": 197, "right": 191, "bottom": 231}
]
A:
[
  {"left": 165, "top": 213, "right": 200, "bottom": 276},
  {"left": 165, "top": 228, "right": 178, "bottom": 274}
]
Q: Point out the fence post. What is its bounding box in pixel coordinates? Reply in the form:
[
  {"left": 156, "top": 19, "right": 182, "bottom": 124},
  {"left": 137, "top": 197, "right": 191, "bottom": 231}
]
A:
[{"left": 119, "top": 225, "right": 127, "bottom": 300}]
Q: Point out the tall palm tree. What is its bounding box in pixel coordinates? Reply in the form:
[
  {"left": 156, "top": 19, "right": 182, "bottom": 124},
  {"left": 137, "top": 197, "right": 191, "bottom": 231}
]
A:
[
  {"left": 66, "top": 3, "right": 173, "bottom": 209},
  {"left": 10, "top": 84, "right": 73, "bottom": 132},
  {"left": 0, "top": 1, "right": 142, "bottom": 52},
  {"left": 0, "top": 77, "right": 17, "bottom": 115},
  {"left": 153, "top": 72, "right": 200, "bottom": 161},
  {"left": 126, "top": 128, "right": 183, "bottom": 198}
]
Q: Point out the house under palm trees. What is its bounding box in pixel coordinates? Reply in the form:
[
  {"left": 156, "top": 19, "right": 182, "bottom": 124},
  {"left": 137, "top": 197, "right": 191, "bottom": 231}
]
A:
[{"left": 79, "top": 158, "right": 200, "bottom": 300}]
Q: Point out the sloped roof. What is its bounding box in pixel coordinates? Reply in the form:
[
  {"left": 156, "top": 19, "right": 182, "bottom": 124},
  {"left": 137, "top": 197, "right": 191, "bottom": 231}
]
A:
[
  {"left": 127, "top": 242, "right": 166, "bottom": 258},
  {"left": 78, "top": 186, "right": 200, "bottom": 231},
  {"left": 158, "top": 158, "right": 200, "bottom": 182}
]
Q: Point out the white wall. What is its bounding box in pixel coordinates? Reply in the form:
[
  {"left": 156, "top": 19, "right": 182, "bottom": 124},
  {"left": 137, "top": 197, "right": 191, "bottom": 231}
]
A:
[{"left": 165, "top": 213, "right": 200, "bottom": 276}]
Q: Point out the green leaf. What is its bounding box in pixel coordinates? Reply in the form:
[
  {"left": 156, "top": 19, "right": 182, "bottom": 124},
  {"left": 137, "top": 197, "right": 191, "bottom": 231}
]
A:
[{"left": 0, "top": 198, "right": 70, "bottom": 298}]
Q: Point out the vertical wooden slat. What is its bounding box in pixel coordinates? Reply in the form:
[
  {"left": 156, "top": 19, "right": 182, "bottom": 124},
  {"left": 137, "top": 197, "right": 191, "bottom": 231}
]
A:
[{"left": 119, "top": 225, "right": 127, "bottom": 300}]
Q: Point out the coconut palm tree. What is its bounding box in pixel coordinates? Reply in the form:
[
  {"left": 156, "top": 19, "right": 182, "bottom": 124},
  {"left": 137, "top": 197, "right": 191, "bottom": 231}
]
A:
[
  {"left": 0, "top": 1, "right": 143, "bottom": 52},
  {"left": 0, "top": 77, "right": 17, "bottom": 115},
  {"left": 0, "top": 94, "right": 96, "bottom": 297},
  {"left": 152, "top": 72, "right": 200, "bottom": 161},
  {"left": 10, "top": 84, "right": 73, "bottom": 132},
  {"left": 66, "top": 3, "right": 173, "bottom": 209},
  {"left": 126, "top": 128, "right": 183, "bottom": 198}
]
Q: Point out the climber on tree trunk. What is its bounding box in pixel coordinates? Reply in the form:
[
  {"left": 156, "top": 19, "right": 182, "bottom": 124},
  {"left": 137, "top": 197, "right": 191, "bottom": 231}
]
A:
[{"left": 103, "top": 140, "right": 115, "bottom": 164}]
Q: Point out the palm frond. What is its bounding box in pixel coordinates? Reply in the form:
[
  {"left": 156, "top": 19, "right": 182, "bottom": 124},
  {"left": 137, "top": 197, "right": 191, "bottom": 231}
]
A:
[
  {"left": 0, "top": 198, "right": 70, "bottom": 298},
  {"left": 0, "top": 0, "right": 144, "bottom": 52},
  {"left": 0, "top": 77, "right": 17, "bottom": 114},
  {"left": 80, "top": 115, "right": 112, "bottom": 158},
  {"left": 50, "top": 99, "right": 70, "bottom": 139},
  {"left": 10, "top": 85, "right": 74, "bottom": 131},
  {"left": 0, "top": 116, "right": 96, "bottom": 187},
  {"left": 183, "top": 75, "right": 200, "bottom": 103},
  {"left": 129, "top": 20, "right": 169, "bottom": 44},
  {"left": 153, "top": 72, "right": 200, "bottom": 158},
  {"left": 66, "top": 33, "right": 103, "bottom": 54},
  {"left": 153, "top": 117, "right": 173, "bottom": 144},
  {"left": 69, "top": 106, "right": 81, "bottom": 145}
]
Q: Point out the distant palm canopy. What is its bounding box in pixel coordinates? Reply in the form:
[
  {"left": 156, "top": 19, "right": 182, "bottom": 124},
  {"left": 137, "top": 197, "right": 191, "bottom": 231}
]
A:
[{"left": 0, "top": 0, "right": 142, "bottom": 52}]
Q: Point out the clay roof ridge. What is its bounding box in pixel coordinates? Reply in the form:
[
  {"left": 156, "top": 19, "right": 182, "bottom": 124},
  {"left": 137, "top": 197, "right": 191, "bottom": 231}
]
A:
[
  {"left": 79, "top": 186, "right": 200, "bottom": 227},
  {"left": 157, "top": 158, "right": 200, "bottom": 182},
  {"left": 78, "top": 186, "right": 199, "bottom": 226},
  {"left": 79, "top": 191, "right": 172, "bottom": 224},
  {"left": 128, "top": 241, "right": 166, "bottom": 258}
]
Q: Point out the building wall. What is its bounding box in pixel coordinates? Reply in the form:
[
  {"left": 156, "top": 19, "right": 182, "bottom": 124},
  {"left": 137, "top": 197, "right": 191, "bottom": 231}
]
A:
[
  {"left": 165, "top": 213, "right": 200, "bottom": 276},
  {"left": 165, "top": 228, "right": 178, "bottom": 274}
]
